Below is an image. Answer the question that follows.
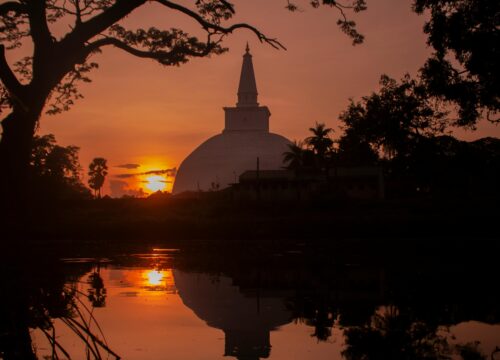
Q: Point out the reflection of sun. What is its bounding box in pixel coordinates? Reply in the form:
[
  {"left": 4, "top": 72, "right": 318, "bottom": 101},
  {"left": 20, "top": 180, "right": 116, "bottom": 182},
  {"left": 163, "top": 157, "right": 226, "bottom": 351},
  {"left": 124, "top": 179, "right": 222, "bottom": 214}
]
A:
[
  {"left": 145, "top": 175, "right": 166, "bottom": 192},
  {"left": 139, "top": 269, "right": 177, "bottom": 294},
  {"left": 146, "top": 269, "right": 164, "bottom": 285}
]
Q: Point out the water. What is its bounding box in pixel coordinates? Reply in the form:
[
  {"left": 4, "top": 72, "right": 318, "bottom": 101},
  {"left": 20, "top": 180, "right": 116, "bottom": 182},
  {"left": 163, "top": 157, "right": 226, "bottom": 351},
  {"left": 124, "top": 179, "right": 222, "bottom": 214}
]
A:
[{"left": 2, "top": 246, "right": 500, "bottom": 360}]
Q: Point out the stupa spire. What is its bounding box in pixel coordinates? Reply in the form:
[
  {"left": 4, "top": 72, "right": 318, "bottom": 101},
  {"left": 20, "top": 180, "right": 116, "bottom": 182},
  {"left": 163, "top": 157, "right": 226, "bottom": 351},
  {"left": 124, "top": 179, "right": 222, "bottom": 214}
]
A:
[{"left": 237, "top": 43, "right": 258, "bottom": 107}]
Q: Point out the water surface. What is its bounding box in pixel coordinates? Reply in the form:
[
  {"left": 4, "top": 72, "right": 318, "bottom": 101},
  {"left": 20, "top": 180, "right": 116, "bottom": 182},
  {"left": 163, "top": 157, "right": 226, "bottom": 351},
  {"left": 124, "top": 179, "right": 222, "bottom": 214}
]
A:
[{"left": 2, "top": 247, "right": 499, "bottom": 359}]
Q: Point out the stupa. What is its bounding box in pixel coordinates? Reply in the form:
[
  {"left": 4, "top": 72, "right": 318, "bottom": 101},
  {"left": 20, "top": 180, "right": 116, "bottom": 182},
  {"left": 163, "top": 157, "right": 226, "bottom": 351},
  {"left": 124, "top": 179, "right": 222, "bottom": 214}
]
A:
[{"left": 172, "top": 44, "right": 291, "bottom": 194}]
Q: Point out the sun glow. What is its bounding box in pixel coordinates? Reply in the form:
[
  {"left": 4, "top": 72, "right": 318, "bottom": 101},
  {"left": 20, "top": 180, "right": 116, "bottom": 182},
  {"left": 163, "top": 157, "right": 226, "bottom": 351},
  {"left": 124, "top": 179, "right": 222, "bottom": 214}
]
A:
[
  {"left": 145, "top": 270, "right": 164, "bottom": 286},
  {"left": 144, "top": 175, "right": 167, "bottom": 192}
]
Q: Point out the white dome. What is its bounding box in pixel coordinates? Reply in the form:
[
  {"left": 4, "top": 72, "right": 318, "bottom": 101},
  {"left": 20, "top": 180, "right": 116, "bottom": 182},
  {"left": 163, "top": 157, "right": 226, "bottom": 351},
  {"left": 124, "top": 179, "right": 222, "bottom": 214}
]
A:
[
  {"left": 173, "top": 131, "right": 290, "bottom": 194},
  {"left": 172, "top": 45, "right": 292, "bottom": 195}
]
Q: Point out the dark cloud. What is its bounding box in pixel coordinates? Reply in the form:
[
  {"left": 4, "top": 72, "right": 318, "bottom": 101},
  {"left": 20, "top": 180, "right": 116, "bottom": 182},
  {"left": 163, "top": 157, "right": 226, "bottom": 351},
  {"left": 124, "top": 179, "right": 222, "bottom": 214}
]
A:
[
  {"left": 115, "top": 167, "right": 177, "bottom": 179},
  {"left": 141, "top": 168, "right": 177, "bottom": 176},
  {"left": 139, "top": 180, "right": 172, "bottom": 184},
  {"left": 115, "top": 163, "right": 140, "bottom": 169},
  {"left": 115, "top": 173, "right": 135, "bottom": 179}
]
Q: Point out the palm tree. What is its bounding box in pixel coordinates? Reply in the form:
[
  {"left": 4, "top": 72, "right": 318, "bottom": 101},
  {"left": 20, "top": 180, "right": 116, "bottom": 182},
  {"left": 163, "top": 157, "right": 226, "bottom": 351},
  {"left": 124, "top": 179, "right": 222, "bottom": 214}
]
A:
[
  {"left": 305, "top": 122, "right": 334, "bottom": 162},
  {"left": 88, "top": 158, "right": 108, "bottom": 199},
  {"left": 283, "top": 140, "right": 306, "bottom": 171},
  {"left": 305, "top": 122, "right": 336, "bottom": 179}
]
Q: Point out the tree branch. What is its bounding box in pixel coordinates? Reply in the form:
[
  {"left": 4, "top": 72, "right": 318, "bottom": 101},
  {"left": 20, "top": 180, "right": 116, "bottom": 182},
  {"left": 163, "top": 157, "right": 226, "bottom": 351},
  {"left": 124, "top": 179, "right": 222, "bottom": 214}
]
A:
[
  {"left": 26, "top": 1, "right": 53, "bottom": 48},
  {"left": 62, "top": 0, "right": 146, "bottom": 47},
  {"left": 156, "top": 0, "right": 285, "bottom": 49},
  {"left": 85, "top": 37, "right": 214, "bottom": 63},
  {"left": 0, "top": 44, "right": 25, "bottom": 102},
  {"left": 0, "top": 1, "right": 26, "bottom": 16},
  {"left": 74, "top": 0, "right": 83, "bottom": 26}
]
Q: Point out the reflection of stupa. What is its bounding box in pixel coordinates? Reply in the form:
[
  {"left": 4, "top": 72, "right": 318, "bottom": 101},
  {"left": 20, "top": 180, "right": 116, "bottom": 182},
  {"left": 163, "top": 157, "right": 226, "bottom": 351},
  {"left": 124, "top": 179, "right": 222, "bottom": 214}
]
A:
[
  {"left": 172, "top": 45, "right": 291, "bottom": 194},
  {"left": 173, "top": 270, "right": 292, "bottom": 360}
]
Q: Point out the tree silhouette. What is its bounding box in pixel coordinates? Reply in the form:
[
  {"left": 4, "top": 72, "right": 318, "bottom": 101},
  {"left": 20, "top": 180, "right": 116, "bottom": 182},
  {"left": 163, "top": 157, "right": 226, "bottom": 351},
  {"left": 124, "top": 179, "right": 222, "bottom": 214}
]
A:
[
  {"left": 306, "top": 123, "right": 334, "bottom": 158},
  {"left": 305, "top": 122, "right": 335, "bottom": 174},
  {"left": 31, "top": 133, "right": 90, "bottom": 199},
  {"left": 283, "top": 140, "right": 317, "bottom": 171},
  {"left": 414, "top": 0, "right": 499, "bottom": 127},
  {"left": 283, "top": 140, "right": 306, "bottom": 171},
  {"left": 339, "top": 74, "right": 448, "bottom": 160},
  {"left": 0, "top": 0, "right": 367, "bottom": 206},
  {"left": 88, "top": 157, "right": 108, "bottom": 198},
  {"left": 342, "top": 305, "right": 488, "bottom": 360},
  {"left": 337, "top": 134, "right": 378, "bottom": 166},
  {"left": 87, "top": 268, "right": 106, "bottom": 308}
]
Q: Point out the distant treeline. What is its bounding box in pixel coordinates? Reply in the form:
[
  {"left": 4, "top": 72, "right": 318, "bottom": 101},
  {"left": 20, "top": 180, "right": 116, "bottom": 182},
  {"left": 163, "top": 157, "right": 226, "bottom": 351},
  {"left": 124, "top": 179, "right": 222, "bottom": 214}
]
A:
[{"left": 284, "top": 75, "right": 500, "bottom": 200}]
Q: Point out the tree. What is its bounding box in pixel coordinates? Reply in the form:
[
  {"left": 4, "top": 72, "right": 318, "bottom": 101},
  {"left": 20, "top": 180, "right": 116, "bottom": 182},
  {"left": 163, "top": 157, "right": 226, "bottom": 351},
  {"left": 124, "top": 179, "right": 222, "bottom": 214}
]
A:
[
  {"left": 31, "top": 133, "right": 90, "bottom": 199},
  {"left": 283, "top": 140, "right": 316, "bottom": 172},
  {"left": 337, "top": 134, "right": 378, "bottom": 166},
  {"left": 88, "top": 157, "right": 108, "bottom": 198},
  {"left": 337, "top": 74, "right": 500, "bottom": 197},
  {"left": 0, "top": 0, "right": 367, "bottom": 207},
  {"left": 413, "top": 0, "right": 499, "bottom": 127},
  {"left": 338, "top": 74, "right": 448, "bottom": 160},
  {"left": 283, "top": 140, "right": 305, "bottom": 171},
  {"left": 305, "top": 122, "right": 335, "bottom": 172}
]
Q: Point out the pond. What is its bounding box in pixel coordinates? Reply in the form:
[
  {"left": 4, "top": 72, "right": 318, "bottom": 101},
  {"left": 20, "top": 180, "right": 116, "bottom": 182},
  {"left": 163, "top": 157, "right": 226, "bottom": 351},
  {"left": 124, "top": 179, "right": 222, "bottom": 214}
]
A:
[{"left": 1, "top": 245, "right": 499, "bottom": 360}]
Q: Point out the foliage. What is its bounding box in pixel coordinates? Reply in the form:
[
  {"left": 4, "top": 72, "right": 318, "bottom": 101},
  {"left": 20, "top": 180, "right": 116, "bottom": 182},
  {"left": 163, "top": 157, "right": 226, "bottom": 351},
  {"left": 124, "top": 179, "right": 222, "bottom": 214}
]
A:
[
  {"left": 306, "top": 122, "right": 334, "bottom": 160},
  {"left": 31, "top": 134, "right": 90, "bottom": 199},
  {"left": 337, "top": 134, "right": 378, "bottom": 166},
  {"left": 338, "top": 74, "right": 448, "bottom": 160},
  {"left": 337, "top": 74, "right": 500, "bottom": 197},
  {"left": 282, "top": 138, "right": 322, "bottom": 172},
  {"left": 88, "top": 157, "right": 108, "bottom": 198},
  {"left": 32, "top": 134, "right": 80, "bottom": 180},
  {"left": 413, "top": 0, "right": 499, "bottom": 126}
]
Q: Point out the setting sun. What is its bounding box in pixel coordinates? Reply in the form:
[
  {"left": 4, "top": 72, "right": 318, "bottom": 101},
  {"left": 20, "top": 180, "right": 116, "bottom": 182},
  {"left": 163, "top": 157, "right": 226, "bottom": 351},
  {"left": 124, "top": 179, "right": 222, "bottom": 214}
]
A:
[{"left": 145, "top": 175, "right": 167, "bottom": 193}]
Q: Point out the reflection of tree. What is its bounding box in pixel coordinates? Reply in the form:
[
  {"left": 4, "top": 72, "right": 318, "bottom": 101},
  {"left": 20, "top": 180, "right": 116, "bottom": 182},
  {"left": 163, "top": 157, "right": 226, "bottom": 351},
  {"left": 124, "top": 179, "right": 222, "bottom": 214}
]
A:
[
  {"left": 287, "top": 292, "right": 336, "bottom": 342},
  {"left": 175, "top": 246, "right": 500, "bottom": 360},
  {"left": 0, "top": 255, "right": 116, "bottom": 359},
  {"left": 342, "top": 305, "right": 487, "bottom": 360},
  {"left": 0, "top": 255, "right": 74, "bottom": 359},
  {"left": 87, "top": 268, "right": 107, "bottom": 308}
]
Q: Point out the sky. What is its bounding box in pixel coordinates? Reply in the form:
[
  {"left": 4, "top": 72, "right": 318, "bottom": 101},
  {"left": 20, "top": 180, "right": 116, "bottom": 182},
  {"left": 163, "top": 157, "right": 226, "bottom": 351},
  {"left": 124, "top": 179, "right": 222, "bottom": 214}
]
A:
[{"left": 29, "top": 0, "right": 499, "bottom": 196}]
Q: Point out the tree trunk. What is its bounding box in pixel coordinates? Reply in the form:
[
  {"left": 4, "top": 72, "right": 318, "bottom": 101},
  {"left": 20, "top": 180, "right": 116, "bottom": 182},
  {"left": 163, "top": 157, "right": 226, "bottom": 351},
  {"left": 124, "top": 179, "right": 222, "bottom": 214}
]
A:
[{"left": 0, "top": 105, "right": 42, "bottom": 223}]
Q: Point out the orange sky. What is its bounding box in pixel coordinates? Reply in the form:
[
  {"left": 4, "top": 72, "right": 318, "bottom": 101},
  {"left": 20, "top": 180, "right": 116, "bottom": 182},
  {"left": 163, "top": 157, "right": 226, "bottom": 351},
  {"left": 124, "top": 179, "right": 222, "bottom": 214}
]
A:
[{"left": 31, "top": 0, "right": 499, "bottom": 196}]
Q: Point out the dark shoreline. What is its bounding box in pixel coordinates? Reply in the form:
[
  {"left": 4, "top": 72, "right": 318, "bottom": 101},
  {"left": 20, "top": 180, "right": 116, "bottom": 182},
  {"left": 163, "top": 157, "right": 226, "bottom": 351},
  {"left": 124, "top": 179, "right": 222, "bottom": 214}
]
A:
[{"left": 2, "top": 196, "right": 499, "bottom": 261}]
